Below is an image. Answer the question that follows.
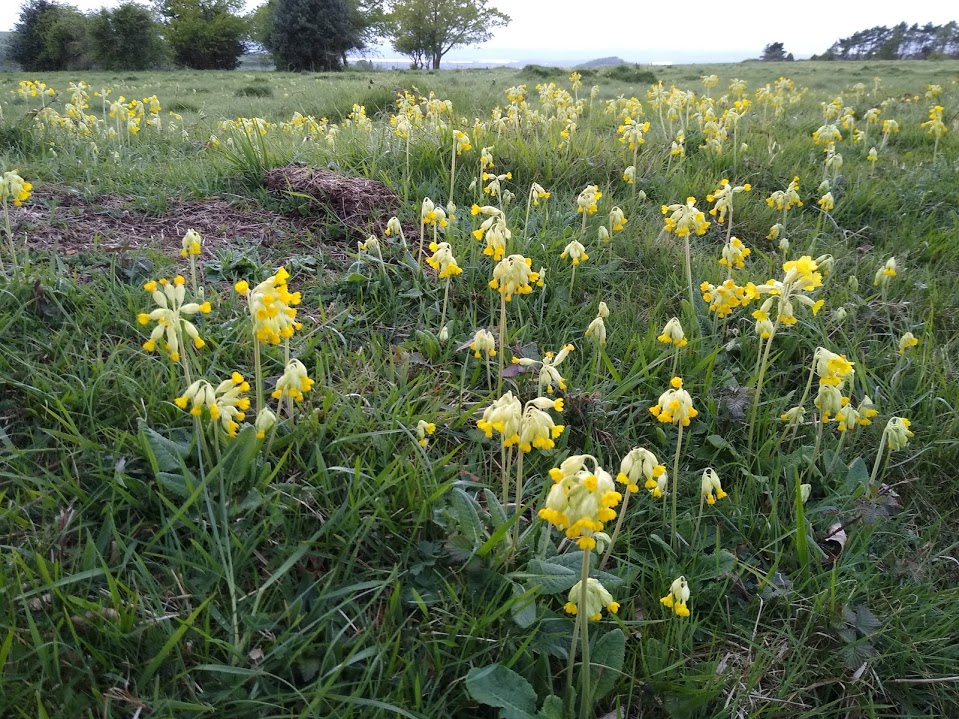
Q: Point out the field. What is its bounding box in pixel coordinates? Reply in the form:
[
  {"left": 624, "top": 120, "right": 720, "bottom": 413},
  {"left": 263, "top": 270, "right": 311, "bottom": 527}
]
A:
[{"left": 1, "top": 59, "right": 959, "bottom": 718}]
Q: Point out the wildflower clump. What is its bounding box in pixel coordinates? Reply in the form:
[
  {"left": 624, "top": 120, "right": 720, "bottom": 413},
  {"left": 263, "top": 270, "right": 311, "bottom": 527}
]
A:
[
  {"left": 138, "top": 276, "right": 212, "bottom": 363},
  {"left": 564, "top": 578, "right": 619, "bottom": 621},
  {"left": 489, "top": 255, "right": 540, "bottom": 301},
  {"left": 650, "top": 376, "right": 698, "bottom": 427},
  {"left": 235, "top": 267, "right": 303, "bottom": 345},
  {"left": 540, "top": 455, "right": 621, "bottom": 550},
  {"left": 661, "top": 576, "right": 691, "bottom": 618}
]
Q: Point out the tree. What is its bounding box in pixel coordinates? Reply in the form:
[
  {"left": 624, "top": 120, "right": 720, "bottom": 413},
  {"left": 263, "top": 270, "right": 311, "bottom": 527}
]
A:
[
  {"left": 760, "top": 42, "right": 786, "bottom": 61},
  {"left": 158, "top": 0, "right": 248, "bottom": 70},
  {"left": 267, "top": 0, "right": 363, "bottom": 71},
  {"left": 386, "top": 0, "right": 509, "bottom": 70},
  {"left": 89, "top": 3, "right": 167, "bottom": 70},
  {"left": 8, "top": 0, "right": 91, "bottom": 71}
]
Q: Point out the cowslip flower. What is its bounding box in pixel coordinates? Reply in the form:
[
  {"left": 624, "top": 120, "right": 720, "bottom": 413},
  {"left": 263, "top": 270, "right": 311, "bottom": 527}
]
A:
[
  {"left": 235, "top": 267, "right": 302, "bottom": 345},
  {"left": 623, "top": 165, "right": 636, "bottom": 184},
  {"left": 657, "top": 317, "right": 688, "bottom": 347},
  {"left": 469, "top": 328, "right": 496, "bottom": 359},
  {"left": 452, "top": 129, "right": 472, "bottom": 154},
  {"left": 750, "top": 256, "right": 825, "bottom": 331},
  {"left": 719, "top": 237, "right": 751, "bottom": 270},
  {"left": 517, "top": 397, "right": 566, "bottom": 452},
  {"left": 272, "top": 359, "right": 314, "bottom": 402},
  {"left": 618, "top": 116, "right": 650, "bottom": 150},
  {"left": 561, "top": 239, "right": 588, "bottom": 266},
  {"left": 700, "top": 468, "right": 728, "bottom": 505},
  {"left": 873, "top": 257, "right": 896, "bottom": 288},
  {"left": 255, "top": 407, "right": 276, "bottom": 439},
  {"left": 540, "top": 454, "right": 621, "bottom": 550},
  {"left": 707, "top": 179, "right": 751, "bottom": 224},
  {"left": 0, "top": 170, "right": 33, "bottom": 207},
  {"left": 609, "top": 206, "right": 627, "bottom": 232},
  {"left": 576, "top": 184, "right": 602, "bottom": 215},
  {"left": 650, "top": 376, "right": 698, "bottom": 427},
  {"left": 585, "top": 303, "right": 608, "bottom": 346},
  {"left": 813, "top": 124, "right": 842, "bottom": 146},
  {"left": 885, "top": 417, "right": 914, "bottom": 450},
  {"left": 661, "top": 576, "right": 690, "bottom": 618},
  {"left": 867, "top": 147, "right": 878, "bottom": 164},
  {"left": 477, "top": 390, "right": 523, "bottom": 446},
  {"left": 815, "top": 347, "right": 855, "bottom": 388},
  {"left": 180, "top": 228, "right": 201, "bottom": 257},
  {"left": 513, "top": 343, "right": 575, "bottom": 394},
  {"left": 564, "top": 578, "right": 619, "bottom": 621},
  {"left": 662, "top": 197, "right": 710, "bottom": 237},
  {"left": 138, "top": 276, "right": 212, "bottom": 362},
  {"left": 921, "top": 105, "right": 947, "bottom": 138},
  {"left": 766, "top": 177, "right": 803, "bottom": 212},
  {"left": 617, "top": 447, "right": 665, "bottom": 494},
  {"left": 426, "top": 241, "right": 463, "bottom": 278},
  {"left": 700, "top": 279, "right": 754, "bottom": 319},
  {"left": 898, "top": 332, "right": 919, "bottom": 354},
  {"left": 416, "top": 420, "right": 437, "bottom": 447},
  {"left": 211, "top": 372, "right": 252, "bottom": 437},
  {"left": 489, "top": 255, "right": 540, "bottom": 301},
  {"left": 530, "top": 182, "right": 550, "bottom": 205}
]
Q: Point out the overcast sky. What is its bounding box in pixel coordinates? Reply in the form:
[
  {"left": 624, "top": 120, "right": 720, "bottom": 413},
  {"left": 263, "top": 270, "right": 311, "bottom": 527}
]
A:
[{"left": 2, "top": 0, "right": 957, "bottom": 61}]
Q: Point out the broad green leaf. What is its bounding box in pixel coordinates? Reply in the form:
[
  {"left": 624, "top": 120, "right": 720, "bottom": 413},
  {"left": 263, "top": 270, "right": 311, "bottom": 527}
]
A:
[
  {"left": 465, "top": 664, "right": 538, "bottom": 719},
  {"left": 520, "top": 559, "right": 578, "bottom": 594},
  {"left": 138, "top": 420, "right": 188, "bottom": 474},
  {"left": 590, "top": 628, "right": 626, "bottom": 701},
  {"left": 537, "top": 695, "right": 565, "bottom": 719},
  {"left": 510, "top": 581, "right": 537, "bottom": 629}
]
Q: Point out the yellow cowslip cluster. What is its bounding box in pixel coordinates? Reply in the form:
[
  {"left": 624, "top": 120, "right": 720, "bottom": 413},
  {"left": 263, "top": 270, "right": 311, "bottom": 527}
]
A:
[
  {"left": 576, "top": 184, "right": 602, "bottom": 215},
  {"left": 650, "top": 376, "right": 699, "bottom": 427},
  {"left": 255, "top": 407, "right": 277, "bottom": 439},
  {"left": 513, "top": 343, "right": 575, "bottom": 394},
  {"left": 180, "top": 228, "right": 201, "bottom": 257},
  {"left": 700, "top": 468, "right": 728, "bottom": 505},
  {"left": 809, "top": 348, "right": 856, "bottom": 424},
  {"left": 921, "top": 105, "right": 947, "bottom": 138},
  {"left": 489, "top": 255, "right": 540, "bottom": 301},
  {"left": 272, "top": 359, "right": 314, "bottom": 403},
  {"left": 609, "top": 206, "right": 627, "bottom": 233},
  {"left": 426, "top": 241, "right": 463, "bottom": 279},
  {"left": 477, "top": 393, "right": 564, "bottom": 452},
  {"left": 17, "top": 80, "right": 56, "bottom": 98},
  {"left": 471, "top": 206, "right": 510, "bottom": 260},
  {"left": 616, "top": 447, "right": 666, "bottom": 495},
  {"left": 885, "top": 417, "right": 914, "bottom": 450},
  {"left": 453, "top": 129, "right": 472, "bottom": 154},
  {"left": 750, "top": 256, "right": 825, "bottom": 335},
  {"left": 138, "top": 276, "right": 212, "bottom": 362},
  {"left": 766, "top": 177, "right": 803, "bottom": 212},
  {"left": 584, "top": 302, "right": 608, "bottom": 346},
  {"left": 540, "top": 455, "right": 621, "bottom": 550},
  {"left": 560, "top": 239, "right": 588, "bottom": 266},
  {"left": 818, "top": 192, "right": 835, "bottom": 212},
  {"left": 623, "top": 166, "right": 636, "bottom": 184},
  {"left": 234, "top": 267, "right": 302, "bottom": 345},
  {"left": 700, "top": 279, "right": 754, "bottom": 319},
  {"left": 898, "top": 332, "right": 919, "bottom": 354},
  {"left": 0, "top": 171, "right": 33, "bottom": 207},
  {"left": 873, "top": 257, "right": 897, "bottom": 288},
  {"left": 469, "top": 329, "right": 496, "bottom": 359},
  {"left": 483, "top": 170, "right": 511, "bottom": 198},
  {"left": 175, "top": 372, "right": 251, "bottom": 437},
  {"left": 813, "top": 123, "right": 842, "bottom": 146},
  {"left": 618, "top": 117, "right": 651, "bottom": 150},
  {"left": 564, "top": 578, "right": 619, "bottom": 622},
  {"left": 661, "top": 576, "right": 691, "bottom": 618},
  {"left": 707, "top": 179, "right": 751, "bottom": 224},
  {"left": 814, "top": 347, "right": 855, "bottom": 387},
  {"left": 662, "top": 197, "right": 710, "bottom": 237},
  {"left": 421, "top": 198, "right": 449, "bottom": 229},
  {"left": 657, "top": 317, "right": 688, "bottom": 348},
  {"left": 530, "top": 182, "right": 551, "bottom": 206},
  {"left": 719, "top": 237, "right": 751, "bottom": 270},
  {"left": 416, "top": 420, "right": 437, "bottom": 447}
]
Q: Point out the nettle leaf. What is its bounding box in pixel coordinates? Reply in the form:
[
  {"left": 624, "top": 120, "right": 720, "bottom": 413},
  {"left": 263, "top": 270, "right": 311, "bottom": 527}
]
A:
[
  {"left": 465, "top": 664, "right": 538, "bottom": 719},
  {"left": 590, "top": 628, "right": 626, "bottom": 701}
]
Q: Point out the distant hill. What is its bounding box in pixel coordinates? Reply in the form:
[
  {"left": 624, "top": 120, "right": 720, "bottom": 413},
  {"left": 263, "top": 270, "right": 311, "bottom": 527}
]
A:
[{"left": 577, "top": 56, "right": 626, "bottom": 69}]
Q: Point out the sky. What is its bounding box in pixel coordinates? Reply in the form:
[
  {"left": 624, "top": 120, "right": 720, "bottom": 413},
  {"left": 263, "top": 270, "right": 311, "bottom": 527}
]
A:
[{"left": 2, "top": 0, "right": 957, "bottom": 63}]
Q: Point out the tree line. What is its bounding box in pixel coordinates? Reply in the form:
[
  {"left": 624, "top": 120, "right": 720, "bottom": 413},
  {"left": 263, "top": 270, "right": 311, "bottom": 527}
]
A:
[
  {"left": 813, "top": 21, "right": 959, "bottom": 61},
  {"left": 6, "top": 0, "right": 509, "bottom": 72}
]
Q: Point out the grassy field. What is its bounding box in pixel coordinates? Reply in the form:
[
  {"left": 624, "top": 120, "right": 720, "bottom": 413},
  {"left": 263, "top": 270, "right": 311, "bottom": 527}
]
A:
[{"left": 1, "top": 60, "right": 958, "bottom": 719}]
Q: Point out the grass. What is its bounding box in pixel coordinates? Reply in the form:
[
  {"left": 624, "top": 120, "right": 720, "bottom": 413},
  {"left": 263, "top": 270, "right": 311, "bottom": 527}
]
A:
[{"left": 1, "top": 61, "right": 959, "bottom": 718}]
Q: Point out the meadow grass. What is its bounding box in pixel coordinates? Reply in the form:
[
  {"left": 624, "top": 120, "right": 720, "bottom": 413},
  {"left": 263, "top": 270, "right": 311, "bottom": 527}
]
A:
[{"left": 1, "top": 61, "right": 958, "bottom": 718}]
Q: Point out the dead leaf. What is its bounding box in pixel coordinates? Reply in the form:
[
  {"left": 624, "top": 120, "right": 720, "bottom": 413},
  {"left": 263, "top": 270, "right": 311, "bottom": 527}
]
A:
[{"left": 248, "top": 647, "right": 264, "bottom": 665}]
